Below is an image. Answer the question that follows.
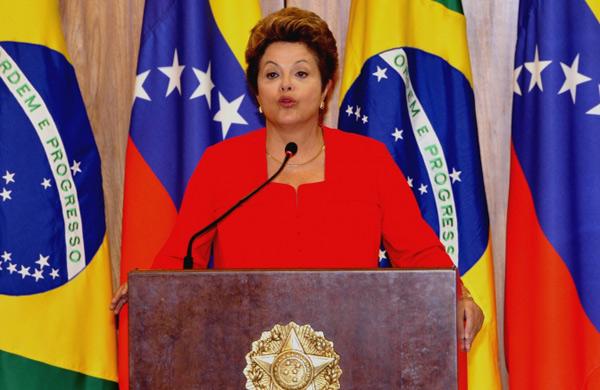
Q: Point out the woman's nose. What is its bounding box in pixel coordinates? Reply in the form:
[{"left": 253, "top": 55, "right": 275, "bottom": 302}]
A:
[{"left": 280, "top": 84, "right": 292, "bottom": 92}]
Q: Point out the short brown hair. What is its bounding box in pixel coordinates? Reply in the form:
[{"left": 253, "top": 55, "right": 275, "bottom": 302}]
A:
[{"left": 245, "top": 7, "right": 338, "bottom": 96}]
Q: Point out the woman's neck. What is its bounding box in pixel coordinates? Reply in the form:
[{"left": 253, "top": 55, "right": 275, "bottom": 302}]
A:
[{"left": 265, "top": 120, "right": 324, "bottom": 161}]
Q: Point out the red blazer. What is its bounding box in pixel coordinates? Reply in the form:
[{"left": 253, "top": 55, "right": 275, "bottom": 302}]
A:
[{"left": 153, "top": 127, "right": 453, "bottom": 270}]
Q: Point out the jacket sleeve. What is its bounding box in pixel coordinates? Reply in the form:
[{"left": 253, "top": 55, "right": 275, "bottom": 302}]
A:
[
  {"left": 152, "top": 147, "right": 219, "bottom": 269},
  {"left": 376, "top": 143, "right": 454, "bottom": 269}
]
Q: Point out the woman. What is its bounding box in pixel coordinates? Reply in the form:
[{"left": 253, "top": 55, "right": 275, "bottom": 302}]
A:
[{"left": 112, "top": 7, "right": 483, "bottom": 351}]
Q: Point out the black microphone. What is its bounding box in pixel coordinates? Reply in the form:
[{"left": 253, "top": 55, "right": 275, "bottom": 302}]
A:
[{"left": 183, "top": 142, "right": 298, "bottom": 269}]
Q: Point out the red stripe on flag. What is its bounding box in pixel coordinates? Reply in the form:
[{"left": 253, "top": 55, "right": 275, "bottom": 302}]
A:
[
  {"left": 505, "top": 146, "right": 600, "bottom": 389},
  {"left": 118, "top": 137, "right": 178, "bottom": 389}
]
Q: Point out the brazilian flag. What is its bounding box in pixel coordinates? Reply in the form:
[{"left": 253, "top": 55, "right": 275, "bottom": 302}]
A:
[
  {"left": 339, "top": 1, "right": 501, "bottom": 388},
  {"left": 0, "top": 1, "right": 117, "bottom": 388}
]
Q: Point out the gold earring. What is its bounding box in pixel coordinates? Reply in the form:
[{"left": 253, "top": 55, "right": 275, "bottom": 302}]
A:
[
  {"left": 258, "top": 105, "right": 263, "bottom": 114},
  {"left": 319, "top": 101, "right": 325, "bottom": 110}
]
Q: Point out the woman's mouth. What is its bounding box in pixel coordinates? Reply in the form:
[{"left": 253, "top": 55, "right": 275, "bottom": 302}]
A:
[{"left": 278, "top": 96, "right": 297, "bottom": 108}]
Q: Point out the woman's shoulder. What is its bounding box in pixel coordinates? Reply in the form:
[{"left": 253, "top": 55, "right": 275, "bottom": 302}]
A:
[{"left": 204, "top": 128, "right": 266, "bottom": 159}]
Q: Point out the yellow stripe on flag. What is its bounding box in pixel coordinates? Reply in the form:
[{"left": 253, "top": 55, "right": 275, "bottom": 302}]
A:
[
  {"left": 209, "top": 0, "right": 262, "bottom": 70},
  {"left": 461, "top": 241, "right": 502, "bottom": 389},
  {"left": 340, "top": 0, "right": 472, "bottom": 104},
  {"left": 0, "top": 0, "right": 69, "bottom": 61},
  {"left": 0, "top": 238, "right": 117, "bottom": 381},
  {"left": 587, "top": 0, "right": 600, "bottom": 22}
]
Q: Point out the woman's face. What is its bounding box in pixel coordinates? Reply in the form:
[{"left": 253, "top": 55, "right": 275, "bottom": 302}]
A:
[{"left": 256, "top": 41, "right": 330, "bottom": 129}]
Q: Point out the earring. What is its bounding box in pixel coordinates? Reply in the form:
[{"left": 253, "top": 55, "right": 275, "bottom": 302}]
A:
[
  {"left": 319, "top": 101, "right": 325, "bottom": 110},
  {"left": 258, "top": 105, "right": 263, "bottom": 114}
]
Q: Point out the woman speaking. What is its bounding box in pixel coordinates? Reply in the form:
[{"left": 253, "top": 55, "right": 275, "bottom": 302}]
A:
[{"left": 112, "top": 7, "right": 483, "bottom": 351}]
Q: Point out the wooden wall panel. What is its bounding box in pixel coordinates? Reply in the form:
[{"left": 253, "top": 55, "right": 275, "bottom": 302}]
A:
[
  {"left": 59, "top": 0, "right": 145, "bottom": 282},
  {"left": 59, "top": 1, "right": 518, "bottom": 387}
]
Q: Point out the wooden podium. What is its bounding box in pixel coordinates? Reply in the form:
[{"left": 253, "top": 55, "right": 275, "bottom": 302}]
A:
[{"left": 129, "top": 269, "right": 457, "bottom": 389}]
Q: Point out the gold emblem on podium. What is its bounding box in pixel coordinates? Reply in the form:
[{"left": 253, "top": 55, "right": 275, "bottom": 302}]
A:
[{"left": 244, "top": 322, "right": 342, "bottom": 390}]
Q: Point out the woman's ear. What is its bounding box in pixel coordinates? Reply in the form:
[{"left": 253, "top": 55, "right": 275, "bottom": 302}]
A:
[{"left": 321, "top": 79, "right": 333, "bottom": 102}]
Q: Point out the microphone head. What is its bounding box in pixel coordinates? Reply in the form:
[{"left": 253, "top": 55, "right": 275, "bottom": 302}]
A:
[{"left": 285, "top": 142, "right": 298, "bottom": 157}]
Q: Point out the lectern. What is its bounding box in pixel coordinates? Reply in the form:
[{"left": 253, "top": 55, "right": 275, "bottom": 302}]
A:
[{"left": 129, "top": 269, "right": 457, "bottom": 389}]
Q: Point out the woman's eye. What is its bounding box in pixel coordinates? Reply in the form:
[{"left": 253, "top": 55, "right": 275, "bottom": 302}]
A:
[
  {"left": 266, "top": 72, "right": 278, "bottom": 79},
  {"left": 296, "top": 71, "right": 308, "bottom": 78}
]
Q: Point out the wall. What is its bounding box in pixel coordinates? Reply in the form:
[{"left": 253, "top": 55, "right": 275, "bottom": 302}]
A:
[{"left": 59, "top": 1, "right": 518, "bottom": 387}]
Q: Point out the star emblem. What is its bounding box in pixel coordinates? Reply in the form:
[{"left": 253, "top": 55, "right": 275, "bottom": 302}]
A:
[
  {"left": 158, "top": 49, "right": 185, "bottom": 97},
  {"left": 134, "top": 69, "right": 152, "bottom": 102},
  {"left": 190, "top": 62, "right": 215, "bottom": 108},
  {"left": 50, "top": 268, "right": 60, "bottom": 279},
  {"left": 1, "top": 251, "right": 11, "bottom": 262},
  {"left": 406, "top": 176, "right": 413, "bottom": 188},
  {"left": 513, "top": 65, "right": 523, "bottom": 96},
  {"left": 361, "top": 115, "right": 368, "bottom": 124},
  {"left": 558, "top": 54, "right": 591, "bottom": 103},
  {"left": 354, "top": 106, "right": 361, "bottom": 121},
  {"left": 2, "top": 170, "right": 15, "bottom": 184},
  {"left": 32, "top": 268, "right": 44, "bottom": 282},
  {"left": 251, "top": 327, "right": 335, "bottom": 390},
  {"left": 18, "top": 265, "right": 31, "bottom": 279},
  {"left": 378, "top": 248, "right": 387, "bottom": 261},
  {"left": 524, "top": 46, "right": 552, "bottom": 92},
  {"left": 418, "top": 183, "right": 428, "bottom": 195},
  {"left": 392, "top": 128, "right": 404, "bottom": 141},
  {"left": 372, "top": 66, "right": 388, "bottom": 82},
  {"left": 213, "top": 92, "right": 248, "bottom": 139},
  {"left": 345, "top": 105, "right": 353, "bottom": 117},
  {"left": 41, "top": 178, "right": 52, "bottom": 189},
  {"left": 36, "top": 254, "right": 50, "bottom": 269},
  {"left": 7, "top": 263, "right": 17, "bottom": 274},
  {"left": 1, "top": 187, "right": 12, "bottom": 201},
  {"left": 449, "top": 167, "right": 462, "bottom": 183},
  {"left": 70, "top": 160, "right": 82, "bottom": 176}
]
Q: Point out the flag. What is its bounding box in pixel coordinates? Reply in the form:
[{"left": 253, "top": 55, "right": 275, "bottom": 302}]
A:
[
  {"left": 119, "top": 0, "right": 262, "bottom": 387},
  {"left": 339, "top": 0, "right": 501, "bottom": 388},
  {"left": 0, "top": 1, "right": 117, "bottom": 388},
  {"left": 505, "top": 1, "right": 600, "bottom": 388}
]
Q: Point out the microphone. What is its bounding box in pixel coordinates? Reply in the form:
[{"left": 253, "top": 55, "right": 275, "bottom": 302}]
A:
[{"left": 183, "top": 142, "right": 298, "bottom": 269}]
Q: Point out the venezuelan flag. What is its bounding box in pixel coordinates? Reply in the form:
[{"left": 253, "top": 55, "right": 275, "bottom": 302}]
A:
[
  {"left": 118, "top": 0, "right": 262, "bottom": 387},
  {"left": 506, "top": 1, "right": 600, "bottom": 388},
  {"left": 0, "top": 1, "right": 117, "bottom": 388},
  {"left": 339, "top": 1, "right": 501, "bottom": 388}
]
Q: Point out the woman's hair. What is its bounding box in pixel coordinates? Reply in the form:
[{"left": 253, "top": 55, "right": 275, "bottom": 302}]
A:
[{"left": 245, "top": 7, "right": 338, "bottom": 96}]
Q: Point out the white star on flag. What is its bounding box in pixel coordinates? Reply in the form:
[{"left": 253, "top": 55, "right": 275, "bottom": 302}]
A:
[
  {"left": 41, "top": 178, "right": 52, "bottom": 189},
  {"left": 345, "top": 105, "right": 353, "bottom": 117},
  {"left": 7, "top": 263, "right": 17, "bottom": 274},
  {"left": 190, "top": 62, "right": 215, "bottom": 108},
  {"left": 418, "top": 183, "right": 428, "bottom": 195},
  {"left": 158, "top": 49, "right": 185, "bottom": 97},
  {"left": 1, "top": 188, "right": 12, "bottom": 201},
  {"left": 70, "top": 160, "right": 82, "bottom": 175},
  {"left": 32, "top": 268, "right": 44, "bottom": 282},
  {"left": 372, "top": 66, "right": 388, "bottom": 82},
  {"left": 587, "top": 85, "right": 600, "bottom": 116},
  {"left": 378, "top": 249, "right": 387, "bottom": 261},
  {"left": 449, "top": 167, "right": 462, "bottom": 183},
  {"left": 50, "top": 268, "right": 60, "bottom": 280},
  {"left": 362, "top": 115, "right": 368, "bottom": 124},
  {"left": 391, "top": 128, "right": 404, "bottom": 141},
  {"left": 354, "top": 106, "right": 361, "bottom": 121},
  {"left": 35, "top": 254, "right": 50, "bottom": 269},
  {"left": 2, "top": 170, "right": 15, "bottom": 184},
  {"left": 524, "top": 46, "right": 552, "bottom": 92},
  {"left": 407, "top": 176, "right": 413, "bottom": 188},
  {"left": 513, "top": 65, "right": 523, "bottom": 96},
  {"left": 18, "top": 265, "right": 31, "bottom": 279},
  {"left": 134, "top": 70, "right": 152, "bottom": 102},
  {"left": 1, "top": 251, "right": 11, "bottom": 262},
  {"left": 558, "top": 54, "right": 591, "bottom": 103},
  {"left": 213, "top": 92, "right": 247, "bottom": 139}
]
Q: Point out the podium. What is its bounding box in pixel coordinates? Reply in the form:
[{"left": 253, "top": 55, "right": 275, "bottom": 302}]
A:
[{"left": 129, "top": 269, "right": 457, "bottom": 389}]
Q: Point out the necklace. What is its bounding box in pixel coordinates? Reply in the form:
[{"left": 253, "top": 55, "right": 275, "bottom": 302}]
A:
[{"left": 267, "top": 144, "right": 325, "bottom": 166}]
